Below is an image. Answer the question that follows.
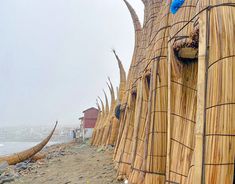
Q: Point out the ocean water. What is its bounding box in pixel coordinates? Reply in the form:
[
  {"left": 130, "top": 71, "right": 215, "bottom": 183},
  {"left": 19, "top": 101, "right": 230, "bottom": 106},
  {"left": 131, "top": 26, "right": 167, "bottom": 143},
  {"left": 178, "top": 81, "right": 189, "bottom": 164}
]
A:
[
  {"left": 0, "top": 141, "right": 59, "bottom": 156},
  {"left": 0, "top": 126, "right": 77, "bottom": 156}
]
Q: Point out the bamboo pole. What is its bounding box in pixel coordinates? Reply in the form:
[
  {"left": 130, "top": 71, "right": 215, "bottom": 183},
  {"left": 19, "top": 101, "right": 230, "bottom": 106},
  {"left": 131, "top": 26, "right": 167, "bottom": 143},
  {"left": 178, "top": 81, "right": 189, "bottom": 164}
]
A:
[
  {"left": 194, "top": 9, "right": 208, "bottom": 184},
  {"left": 166, "top": 38, "right": 172, "bottom": 181}
]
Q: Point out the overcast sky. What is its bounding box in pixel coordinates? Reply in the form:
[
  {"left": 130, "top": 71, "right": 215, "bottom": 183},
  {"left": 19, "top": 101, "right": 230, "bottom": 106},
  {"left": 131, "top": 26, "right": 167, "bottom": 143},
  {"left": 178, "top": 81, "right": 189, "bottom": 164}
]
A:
[{"left": 0, "top": 0, "right": 144, "bottom": 127}]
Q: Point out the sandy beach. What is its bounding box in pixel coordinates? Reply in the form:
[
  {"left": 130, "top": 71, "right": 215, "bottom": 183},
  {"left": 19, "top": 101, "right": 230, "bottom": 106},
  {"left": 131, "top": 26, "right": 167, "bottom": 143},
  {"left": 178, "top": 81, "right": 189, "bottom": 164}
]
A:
[{"left": 0, "top": 140, "right": 121, "bottom": 184}]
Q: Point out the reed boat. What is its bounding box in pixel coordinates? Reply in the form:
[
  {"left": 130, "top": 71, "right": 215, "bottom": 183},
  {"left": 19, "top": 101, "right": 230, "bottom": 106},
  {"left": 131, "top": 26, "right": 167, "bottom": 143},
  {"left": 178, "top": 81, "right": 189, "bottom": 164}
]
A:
[{"left": 0, "top": 122, "right": 58, "bottom": 165}]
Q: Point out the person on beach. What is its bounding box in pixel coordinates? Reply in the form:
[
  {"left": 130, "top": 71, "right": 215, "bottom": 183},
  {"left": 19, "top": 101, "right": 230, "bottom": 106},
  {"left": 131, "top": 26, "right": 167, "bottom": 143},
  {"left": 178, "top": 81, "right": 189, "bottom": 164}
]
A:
[{"left": 72, "top": 130, "right": 76, "bottom": 141}]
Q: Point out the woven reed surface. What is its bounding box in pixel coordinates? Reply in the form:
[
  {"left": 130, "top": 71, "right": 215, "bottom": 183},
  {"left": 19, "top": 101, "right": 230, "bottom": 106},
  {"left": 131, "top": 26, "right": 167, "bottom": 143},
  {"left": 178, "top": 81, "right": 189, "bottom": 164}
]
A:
[
  {"left": 91, "top": 0, "right": 235, "bottom": 183},
  {"left": 202, "top": 1, "right": 235, "bottom": 183}
]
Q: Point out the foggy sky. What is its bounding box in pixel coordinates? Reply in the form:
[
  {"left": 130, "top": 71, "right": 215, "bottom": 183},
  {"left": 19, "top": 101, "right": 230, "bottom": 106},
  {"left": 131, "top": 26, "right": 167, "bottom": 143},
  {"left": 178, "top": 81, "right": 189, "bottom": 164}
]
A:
[{"left": 0, "top": 0, "right": 144, "bottom": 127}]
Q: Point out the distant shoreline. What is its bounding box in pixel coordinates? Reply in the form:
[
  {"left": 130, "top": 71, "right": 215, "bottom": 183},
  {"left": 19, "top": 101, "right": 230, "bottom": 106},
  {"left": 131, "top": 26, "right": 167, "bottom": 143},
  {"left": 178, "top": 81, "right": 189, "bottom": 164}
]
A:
[{"left": 0, "top": 141, "right": 60, "bottom": 156}]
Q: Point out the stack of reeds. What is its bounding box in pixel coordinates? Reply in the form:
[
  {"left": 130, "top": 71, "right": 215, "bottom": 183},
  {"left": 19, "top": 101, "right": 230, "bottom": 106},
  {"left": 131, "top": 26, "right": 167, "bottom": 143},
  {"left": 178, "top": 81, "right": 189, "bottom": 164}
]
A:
[
  {"left": 164, "top": 0, "right": 198, "bottom": 183},
  {"left": 194, "top": 1, "right": 235, "bottom": 183},
  {"left": 91, "top": 96, "right": 105, "bottom": 146},
  {"left": 90, "top": 52, "right": 126, "bottom": 147},
  {"left": 91, "top": 0, "right": 235, "bottom": 183},
  {"left": 90, "top": 101, "right": 101, "bottom": 145},
  {"left": 113, "top": 0, "right": 143, "bottom": 179},
  {"left": 108, "top": 51, "right": 127, "bottom": 146}
]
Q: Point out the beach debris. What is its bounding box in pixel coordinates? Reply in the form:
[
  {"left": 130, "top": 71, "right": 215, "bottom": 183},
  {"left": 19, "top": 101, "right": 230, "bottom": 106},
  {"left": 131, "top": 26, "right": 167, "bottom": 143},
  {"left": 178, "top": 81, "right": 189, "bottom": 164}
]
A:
[
  {"left": 0, "top": 166, "right": 18, "bottom": 184},
  {"left": 0, "top": 162, "right": 17, "bottom": 184},
  {"left": 0, "top": 162, "right": 8, "bottom": 173},
  {"left": 46, "top": 150, "right": 66, "bottom": 160},
  {"left": 0, "top": 173, "right": 15, "bottom": 184},
  {"left": 97, "top": 147, "right": 104, "bottom": 153},
  {"left": 15, "top": 161, "right": 29, "bottom": 171}
]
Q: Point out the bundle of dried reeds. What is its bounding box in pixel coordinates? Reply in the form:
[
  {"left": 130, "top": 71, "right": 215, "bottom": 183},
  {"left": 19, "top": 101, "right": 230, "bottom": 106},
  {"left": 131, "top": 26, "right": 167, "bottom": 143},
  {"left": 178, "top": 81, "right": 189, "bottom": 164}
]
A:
[
  {"left": 91, "top": 0, "right": 235, "bottom": 183},
  {"left": 91, "top": 52, "right": 126, "bottom": 147},
  {"left": 194, "top": 1, "right": 235, "bottom": 183}
]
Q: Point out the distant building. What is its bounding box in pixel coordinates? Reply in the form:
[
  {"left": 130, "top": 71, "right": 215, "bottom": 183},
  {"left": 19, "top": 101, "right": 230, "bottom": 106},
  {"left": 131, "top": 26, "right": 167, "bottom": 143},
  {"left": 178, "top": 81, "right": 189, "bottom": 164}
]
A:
[
  {"left": 79, "top": 107, "right": 99, "bottom": 141},
  {"left": 79, "top": 117, "right": 84, "bottom": 139}
]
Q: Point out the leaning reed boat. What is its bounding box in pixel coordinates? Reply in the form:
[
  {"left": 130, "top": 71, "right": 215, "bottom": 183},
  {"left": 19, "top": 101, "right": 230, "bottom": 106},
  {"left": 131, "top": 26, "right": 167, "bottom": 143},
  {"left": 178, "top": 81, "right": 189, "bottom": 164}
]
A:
[{"left": 0, "top": 122, "right": 58, "bottom": 165}]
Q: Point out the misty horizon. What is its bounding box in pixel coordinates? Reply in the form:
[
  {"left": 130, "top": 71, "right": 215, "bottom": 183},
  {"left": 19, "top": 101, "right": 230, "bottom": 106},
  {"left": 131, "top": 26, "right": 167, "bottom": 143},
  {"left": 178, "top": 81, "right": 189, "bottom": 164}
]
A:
[{"left": 0, "top": 1, "right": 144, "bottom": 127}]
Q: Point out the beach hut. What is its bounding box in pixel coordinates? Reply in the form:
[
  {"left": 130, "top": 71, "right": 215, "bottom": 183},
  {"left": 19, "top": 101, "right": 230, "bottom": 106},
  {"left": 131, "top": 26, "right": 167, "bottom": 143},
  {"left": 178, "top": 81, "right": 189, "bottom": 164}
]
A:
[{"left": 81, "top": 107, "right": 99, "bottom": 141}]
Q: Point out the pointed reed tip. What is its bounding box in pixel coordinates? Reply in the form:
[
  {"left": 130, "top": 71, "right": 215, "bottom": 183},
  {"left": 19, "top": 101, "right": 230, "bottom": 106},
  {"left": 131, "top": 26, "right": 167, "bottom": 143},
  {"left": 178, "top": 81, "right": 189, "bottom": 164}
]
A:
[{"left": 106, "top": 81, "right": 111, "bottom": 89}]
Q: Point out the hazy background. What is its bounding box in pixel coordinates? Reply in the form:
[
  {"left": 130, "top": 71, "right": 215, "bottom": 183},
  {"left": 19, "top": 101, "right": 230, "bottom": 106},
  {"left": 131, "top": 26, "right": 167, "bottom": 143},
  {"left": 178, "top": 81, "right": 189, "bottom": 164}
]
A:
[{"left": 0, "top": 0, "right": 144, "bottom": 127}]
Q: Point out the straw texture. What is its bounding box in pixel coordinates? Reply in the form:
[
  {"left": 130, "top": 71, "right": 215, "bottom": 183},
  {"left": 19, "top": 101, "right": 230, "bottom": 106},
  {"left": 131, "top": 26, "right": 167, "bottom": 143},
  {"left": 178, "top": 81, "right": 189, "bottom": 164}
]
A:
[{"left": 91, "top": 0, "right": 235, "bottom": 183}]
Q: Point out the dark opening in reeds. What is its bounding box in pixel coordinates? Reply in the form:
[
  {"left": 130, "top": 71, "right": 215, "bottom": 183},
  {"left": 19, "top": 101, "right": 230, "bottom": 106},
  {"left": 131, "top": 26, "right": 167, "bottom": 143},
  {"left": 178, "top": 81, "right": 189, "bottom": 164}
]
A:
[
  {"left": 115, "top": 104, "right": 121, "bottom": 120},
  {"left": 146, "top": 74, "right": 151, "bottom": 89},
  {"left": 144, "top": 74, "right": 151, "bottom": 99},
  {"left": 173, "top": 27, "right": 199, "bottom": 63},
  {"left": 131, "top": 90, "right": 137, "bottom": 99}
]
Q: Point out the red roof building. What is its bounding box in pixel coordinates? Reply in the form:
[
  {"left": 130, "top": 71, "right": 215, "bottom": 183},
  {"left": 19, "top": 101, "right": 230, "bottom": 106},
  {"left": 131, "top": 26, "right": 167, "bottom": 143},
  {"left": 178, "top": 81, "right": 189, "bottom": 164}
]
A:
[{"left": 82, "top": 107, "right": 99, "bottom": 128}]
